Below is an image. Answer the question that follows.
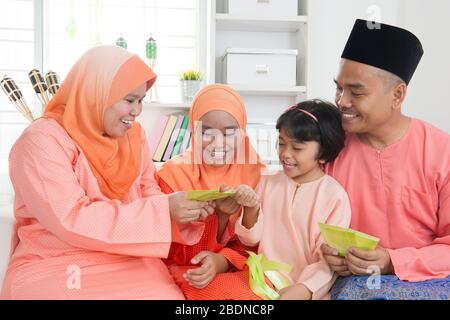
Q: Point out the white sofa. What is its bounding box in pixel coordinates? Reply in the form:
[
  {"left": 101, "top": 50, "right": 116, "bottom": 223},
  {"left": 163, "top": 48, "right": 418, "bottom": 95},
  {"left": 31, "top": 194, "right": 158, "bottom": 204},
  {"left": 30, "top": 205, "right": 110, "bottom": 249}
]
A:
[{"left": 0, "top": 204, "right": 14, "bottom": 289}]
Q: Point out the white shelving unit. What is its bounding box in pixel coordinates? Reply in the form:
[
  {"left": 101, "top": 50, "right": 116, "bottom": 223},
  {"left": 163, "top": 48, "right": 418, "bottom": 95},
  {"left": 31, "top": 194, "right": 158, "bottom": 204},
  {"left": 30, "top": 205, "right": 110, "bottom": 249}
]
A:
[
  {"left": 215, "top": 14, "right": 308, "bottom": 32},
  {"left": 230, "top": 84, "right": 307, "bottom": 96},
  {"left": 145, "top": 102, "right": 191, "bottom": 110},
  {"left": 206, "top": 0, "right": 310, "bottom": 164}
]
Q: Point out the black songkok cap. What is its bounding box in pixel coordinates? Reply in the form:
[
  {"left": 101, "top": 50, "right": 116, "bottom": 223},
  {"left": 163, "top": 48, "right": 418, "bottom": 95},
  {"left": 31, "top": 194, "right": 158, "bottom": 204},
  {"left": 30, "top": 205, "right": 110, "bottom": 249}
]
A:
[{"left": 341, "top": 19, "right": 424, "bottom": 85}]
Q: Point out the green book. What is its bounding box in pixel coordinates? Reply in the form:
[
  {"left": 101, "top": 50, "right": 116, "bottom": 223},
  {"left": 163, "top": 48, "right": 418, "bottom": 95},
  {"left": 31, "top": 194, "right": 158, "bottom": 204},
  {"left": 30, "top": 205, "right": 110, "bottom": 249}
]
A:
[
  {"left": 171, "top": 115, "right": 189, "bottom": 157},
  {"left": 187, "top": 190, "right": 236, "bottom": 201},
  {"left": 318, "top": 223, "right": 380, "bottom": 256}
]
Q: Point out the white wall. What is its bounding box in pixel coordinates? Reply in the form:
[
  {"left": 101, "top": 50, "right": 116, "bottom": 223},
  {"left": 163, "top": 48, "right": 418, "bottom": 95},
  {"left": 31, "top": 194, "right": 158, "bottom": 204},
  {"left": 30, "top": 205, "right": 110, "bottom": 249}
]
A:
[
  {"left": 397, "top": 0, "right": 450, "bottom": 133},
  {"left": 308, "top": 0, "right": 450, "bottom": 133}
]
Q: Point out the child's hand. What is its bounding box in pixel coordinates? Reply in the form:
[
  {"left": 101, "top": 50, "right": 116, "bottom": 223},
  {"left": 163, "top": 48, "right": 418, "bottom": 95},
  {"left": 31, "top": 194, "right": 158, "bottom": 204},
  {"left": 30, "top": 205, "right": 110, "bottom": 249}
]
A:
[
  {"left": 279, "top": 283, "right": 312, "bottom": 300},
  {"left": 184, "top": 251, "right": 230, "bottom": 289},
  {"left": 215, "top": 185, "right": 241, "bottom": 216},
  {"left": 234, "top": 184, "right": 259, "bottom": 208},
  {"left": 320, "top": 244, "right": 351, "bottom": 276}
]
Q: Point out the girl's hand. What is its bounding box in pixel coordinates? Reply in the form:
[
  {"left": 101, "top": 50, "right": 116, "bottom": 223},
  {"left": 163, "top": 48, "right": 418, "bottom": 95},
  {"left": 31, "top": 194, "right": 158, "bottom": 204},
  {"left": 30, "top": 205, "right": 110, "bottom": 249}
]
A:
[
  {"left": 184, "top": 251, "right": 230, "bottom": 289},
  {"left": 234, "top": 184, "right": 259, "bottom": 208},
  {"left": 215, "top": 185, "right": 241, "bottom": 216},
  {"left": 279, "top": 283, "right": 312, "bottom": 300},
  {"left": 321, "top": 244, "right": 352, "bottom": 276}
]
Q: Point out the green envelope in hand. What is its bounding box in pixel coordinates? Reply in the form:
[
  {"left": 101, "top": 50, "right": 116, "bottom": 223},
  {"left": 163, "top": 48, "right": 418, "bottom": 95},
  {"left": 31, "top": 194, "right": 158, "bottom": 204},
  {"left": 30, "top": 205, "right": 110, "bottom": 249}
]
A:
[
  {"left": 318, "top": 223, "right": 380, "bottom": 257},
  {"left": 187, "top": 190, "right": 236, "bottom": 201}
]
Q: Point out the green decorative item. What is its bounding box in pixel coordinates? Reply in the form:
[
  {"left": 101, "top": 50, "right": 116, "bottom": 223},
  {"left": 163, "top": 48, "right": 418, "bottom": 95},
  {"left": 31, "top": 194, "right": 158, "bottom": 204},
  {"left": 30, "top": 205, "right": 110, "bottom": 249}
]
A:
[
  {"left": 146, "top": 36, "right": 157, "bottom": 60},
  {"left": 187, "top": 190, "right": 236, "bottom": 202},
  {"left": 318, "top": 223, "right": 380, "bottom": 257},
  {"left": 146, "top": 35, "right": 158, "bottom": 102},
  {"left": 246, "top": 252, "right": 293, "bottom": 300},
  {"left": 179, "top": 70, "right": 202, "bottom": 81},
  {"left": 116, "top": 34, "right": 127, "bottom": 49},
  {"left": 65, "top": 0, "right": 78, "bottom": 39}
]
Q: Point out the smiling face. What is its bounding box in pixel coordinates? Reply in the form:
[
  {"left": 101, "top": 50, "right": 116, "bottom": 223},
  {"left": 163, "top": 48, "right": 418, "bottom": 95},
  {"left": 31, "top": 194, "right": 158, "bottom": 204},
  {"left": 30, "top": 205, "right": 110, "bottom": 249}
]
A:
[
  {"left": 197, "top": 110, "right": 241, "bottom": 167},
  {"left": 334, "top": 59, "right": 404, "bottom": 134},
  {"left": 278, "top": 128, "right": 325, "bottom": 184},
  {"left": 103, "top": 84, "right": 146, "bottom": 138}
]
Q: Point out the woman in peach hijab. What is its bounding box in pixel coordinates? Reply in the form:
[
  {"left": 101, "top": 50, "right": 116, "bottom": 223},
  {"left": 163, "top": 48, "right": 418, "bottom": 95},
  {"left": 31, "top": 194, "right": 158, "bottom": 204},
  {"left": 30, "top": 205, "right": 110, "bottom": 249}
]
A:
[
  {"left": 0, "top": 45, "right": 215, "bottom": 299},
  {"left": 157, "top": 84, "right": 264, "bottom": 299}
]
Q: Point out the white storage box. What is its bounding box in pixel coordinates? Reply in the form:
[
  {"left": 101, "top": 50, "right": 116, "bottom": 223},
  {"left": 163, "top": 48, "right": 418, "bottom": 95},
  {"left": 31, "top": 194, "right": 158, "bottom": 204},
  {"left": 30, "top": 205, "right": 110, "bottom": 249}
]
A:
[
  {"left": 228, "top": 0, "right": 298, "bottom": 16},
  {"left": 223, "top": 48, "right": 298, "bottom": 86}
]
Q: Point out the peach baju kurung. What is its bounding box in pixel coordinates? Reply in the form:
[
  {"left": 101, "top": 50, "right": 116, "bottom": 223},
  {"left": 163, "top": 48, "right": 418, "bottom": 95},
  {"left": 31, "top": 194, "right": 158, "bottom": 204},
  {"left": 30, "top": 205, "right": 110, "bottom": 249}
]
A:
[
  {"left": 235, "top": 172, "right": 352, "bottom": 300},
  {"left": 156, "top": 84, "right": 264, "bottom": 300},
  {"left": 0, "top": 118, "right": 203, "bottom": 299}
]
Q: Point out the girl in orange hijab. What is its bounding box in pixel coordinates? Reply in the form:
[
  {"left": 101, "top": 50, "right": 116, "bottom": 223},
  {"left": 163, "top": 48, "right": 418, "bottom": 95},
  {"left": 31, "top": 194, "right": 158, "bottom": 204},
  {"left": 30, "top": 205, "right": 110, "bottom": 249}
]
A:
[
  {"left": 157, "top": 84, "right": 265, "bottom": 299},
  {"left": 1, "top": 46, "right": 214, "bottom": 299}
]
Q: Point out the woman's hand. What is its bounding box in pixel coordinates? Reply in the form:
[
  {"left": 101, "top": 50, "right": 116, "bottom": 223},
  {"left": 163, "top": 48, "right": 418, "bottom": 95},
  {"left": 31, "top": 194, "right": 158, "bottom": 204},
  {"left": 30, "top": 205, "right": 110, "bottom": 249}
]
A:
[
  {"left": 183, "top": 251, "right": 230, "bottom": 289},
  {"left": 168, "top": 191, "right": 215, "bottom": 224}
]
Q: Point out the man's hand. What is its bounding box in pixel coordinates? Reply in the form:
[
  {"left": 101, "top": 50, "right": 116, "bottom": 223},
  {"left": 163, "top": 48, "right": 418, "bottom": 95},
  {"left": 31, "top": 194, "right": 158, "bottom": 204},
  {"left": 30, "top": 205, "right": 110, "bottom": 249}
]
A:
[
  {"left": 346, "top": 245, "right": 394, "bottom": 275},
  {"left": 184, "top": 251, "right": 230, "bottom": 289},
  {"left": 320, "top": 244, "right": 352, "bottom": 276}
]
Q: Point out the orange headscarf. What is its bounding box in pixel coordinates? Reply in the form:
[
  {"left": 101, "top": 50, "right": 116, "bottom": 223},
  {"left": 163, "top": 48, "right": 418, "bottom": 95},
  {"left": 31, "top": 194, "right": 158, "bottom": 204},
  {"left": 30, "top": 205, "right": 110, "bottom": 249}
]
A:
[
  {"left": 158, "top": 84, "right": 264, "bottom": 191},
  {"left": 44, "top": 45, "right": 156, "bottom": 200}
]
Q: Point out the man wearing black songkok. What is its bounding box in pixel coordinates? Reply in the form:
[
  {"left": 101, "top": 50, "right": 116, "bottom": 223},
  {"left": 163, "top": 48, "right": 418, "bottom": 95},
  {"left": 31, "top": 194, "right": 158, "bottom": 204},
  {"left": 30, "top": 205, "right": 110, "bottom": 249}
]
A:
[{"left": 321, "top": 19, "right": 450, "bottom": 298}]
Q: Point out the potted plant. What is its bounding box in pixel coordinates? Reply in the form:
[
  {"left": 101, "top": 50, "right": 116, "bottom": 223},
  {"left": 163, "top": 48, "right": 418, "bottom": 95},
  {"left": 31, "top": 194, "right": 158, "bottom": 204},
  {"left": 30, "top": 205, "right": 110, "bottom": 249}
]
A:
[{"left": 179, "top": 70, "right": 202, "bottom": 103}]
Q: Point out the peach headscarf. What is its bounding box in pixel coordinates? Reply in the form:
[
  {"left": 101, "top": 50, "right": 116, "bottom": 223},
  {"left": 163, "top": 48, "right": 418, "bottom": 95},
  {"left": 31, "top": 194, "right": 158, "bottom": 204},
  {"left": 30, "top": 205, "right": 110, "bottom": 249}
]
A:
[
  {"left": 158, "top": 84, "right": 264, "bottom": 191},
  {"left": 44, "top": 45, "right": 156, "bottom": 200}
]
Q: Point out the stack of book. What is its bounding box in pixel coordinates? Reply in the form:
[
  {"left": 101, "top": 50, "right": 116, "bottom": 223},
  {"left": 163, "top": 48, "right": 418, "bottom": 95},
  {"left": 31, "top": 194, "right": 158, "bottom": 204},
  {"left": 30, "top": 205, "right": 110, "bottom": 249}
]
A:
[{"left": 148, "top": 113, "right": 192, "bottom": 163}]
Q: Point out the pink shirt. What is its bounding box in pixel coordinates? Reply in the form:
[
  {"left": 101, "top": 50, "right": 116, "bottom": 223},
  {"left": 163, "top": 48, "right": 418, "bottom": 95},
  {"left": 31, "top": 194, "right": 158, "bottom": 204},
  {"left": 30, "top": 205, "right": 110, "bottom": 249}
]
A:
[
  {"left": 1, "top": 118, "right": 203, "bottom": 299},
  {"left": 327, "top": 119, "right": 450, "bottom": 281},
  {"left": 235, "top": 172, "right": 351, "bottom": 299}
]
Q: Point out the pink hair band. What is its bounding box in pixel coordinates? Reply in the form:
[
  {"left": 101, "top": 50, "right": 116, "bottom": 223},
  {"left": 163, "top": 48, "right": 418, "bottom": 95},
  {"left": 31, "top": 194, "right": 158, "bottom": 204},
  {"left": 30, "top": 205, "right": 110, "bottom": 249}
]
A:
[{"left": 287, "top": 105, "right": 318, "bottom": 122}]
